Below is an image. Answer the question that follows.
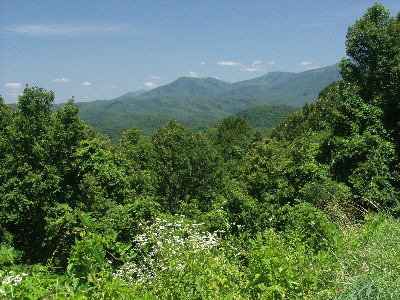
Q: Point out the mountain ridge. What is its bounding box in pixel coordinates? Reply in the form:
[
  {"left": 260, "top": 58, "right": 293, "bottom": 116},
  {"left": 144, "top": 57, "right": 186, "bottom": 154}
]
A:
[
  {"left": 140, "top": 76, "right": 234, "bottom": 99},
  {"left": 69, "top": 64, "right": 341, "bottom": 139},
  {"left": 128, "top": 64, "right": 340, "bottom": 101}
]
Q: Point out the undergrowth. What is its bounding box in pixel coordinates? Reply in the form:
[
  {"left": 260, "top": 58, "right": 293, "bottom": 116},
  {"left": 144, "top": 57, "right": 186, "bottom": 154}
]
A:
[{"left": 1, "top": 213, "right": 399, "bottom": 299}]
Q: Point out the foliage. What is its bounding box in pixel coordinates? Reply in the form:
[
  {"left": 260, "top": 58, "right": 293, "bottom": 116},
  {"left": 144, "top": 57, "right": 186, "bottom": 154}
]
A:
[
  {"left": 334, "top": 214, "right": 400, "bottom": 299},
  {"left": 334, "top": 4, "right": 400, "bottom": 215},
  {"left": 1, "top": 4, "right": 400, "bottom": 299},
  {"left": 235, "top": 104, "right": 300, "bottom": 132},
  {"left": 151, "top": 121, "right": 224, "bottom": 215},
  {"left": 245, "top": 229, "right": 338, "bottom": 299},
  {"left": 67, "top": 212, "right": 132, "bottom": 280},
  {"left": 0, "top": 87, "right": 132, "bottom": 266},
  {"left": 215, "top": 116, "right": 261, "bottom": 162},
  {"left": 57, "top": 64, "right": 340, "bottom": 141},
  {"left": 113, "top": 216, "right": 244, "bottom": 299}
]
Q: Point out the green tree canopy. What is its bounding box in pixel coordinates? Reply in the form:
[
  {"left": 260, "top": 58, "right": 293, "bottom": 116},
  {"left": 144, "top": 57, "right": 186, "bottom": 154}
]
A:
[
  {"left": 151, "top": 121, "right": 223, "bottom": 214},
  {"left": 340, "top": 4, "right": 400, "bottom": 141},
  {"left": 215, "top": 116, "right": 260, "bottom": 161}
]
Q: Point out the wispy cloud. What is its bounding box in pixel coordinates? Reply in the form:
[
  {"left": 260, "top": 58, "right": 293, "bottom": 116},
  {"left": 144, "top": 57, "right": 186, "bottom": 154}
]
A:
[
  {"left": 243, "top": 68, "right": 260, "bottom": 72},
  {"left": 144, "top": 82, "right": 156, "bottom": 88},
  {"left": 81, "top": 82, "right": 92, "bottom": 86},
  {"left": 300, "top": 61, "right": 312, "bottom": 66},
  {"left": 53, "top": 77, "right": 70, "bottom": 83},
  {"left": 7, "top": 24, "right": 125, "bottom": 36},
  {"left": 187, "top": 71, "right": 198, "bottom": 77},
  {"left": 307, "top": 66, "right": 321, "bottom": 70},
  {"left": 150, "top": 75, "right": 160, "bottom": 79},
  {"left": 109, "top": 85, "right": 117, "bottom": 89},
  {"left": 269, "top": 61, "right": 276, "bottom": 65},
  {"left": 243, "top": 61, "right": 266, "bottom": 72},
  {"left": 217, "top": 61, "right": 242, "bottom": 66},
  {"left": 5, "top": 82, "right": 22, "bottom": 89}
]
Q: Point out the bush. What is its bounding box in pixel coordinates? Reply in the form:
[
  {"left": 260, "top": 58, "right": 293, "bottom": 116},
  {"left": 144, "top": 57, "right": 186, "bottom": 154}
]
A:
[
  {"left": 113, "top": 215, "right": 245, "bottom": 299},
  {"left": 245, "top": 228, "right": 338, "bottom": 299}
]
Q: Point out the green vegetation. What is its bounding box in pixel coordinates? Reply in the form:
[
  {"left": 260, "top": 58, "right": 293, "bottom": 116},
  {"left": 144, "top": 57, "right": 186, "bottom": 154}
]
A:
[
  {"left": 63, "top": 64, "right": 339, "bottom": 141},
  {"left": 235, "top": 104, "right": 300, "bottom": 132},
  {"left": 1, "top": 4, "right": 399, "bottom": 299}
]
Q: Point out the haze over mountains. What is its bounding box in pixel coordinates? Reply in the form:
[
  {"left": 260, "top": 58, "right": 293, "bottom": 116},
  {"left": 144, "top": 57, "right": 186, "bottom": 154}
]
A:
[{"left": 69, "top": 64, "right": 341, "bottom": 139}]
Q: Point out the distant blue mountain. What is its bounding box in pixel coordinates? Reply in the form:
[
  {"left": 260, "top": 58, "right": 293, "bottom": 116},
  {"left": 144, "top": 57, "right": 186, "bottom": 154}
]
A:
[{"left": 72, "top": 64, "right": 341, "bottom": 139}]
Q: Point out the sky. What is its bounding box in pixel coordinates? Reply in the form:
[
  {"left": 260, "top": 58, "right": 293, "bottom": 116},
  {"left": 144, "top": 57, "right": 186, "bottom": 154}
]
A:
[{"left": 1, "top": 0, "right": 399, "bottom": 103}]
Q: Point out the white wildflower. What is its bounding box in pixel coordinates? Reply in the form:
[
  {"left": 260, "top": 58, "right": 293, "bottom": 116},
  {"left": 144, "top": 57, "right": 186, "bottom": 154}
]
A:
[{"left": 114, "top": 216, "right": 220, "bottom": 285}]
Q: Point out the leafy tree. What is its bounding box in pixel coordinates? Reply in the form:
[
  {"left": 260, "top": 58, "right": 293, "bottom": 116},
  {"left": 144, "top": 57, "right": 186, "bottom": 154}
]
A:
[
  {"left": 70, "top": 137, "right": 131, "bottom": 212},
  {"left": 340, "top": 4, "right": 400, "bottom": 144},
  {"left": 266, "top": 5, "right": 400, "bottom": 216},
  {"left": 332, "top": 5, "right": 400, "bottom": 214},
  {"left": 215, "top": 116, "right": 260, "bottom": 161},
  {"left": 0, "top": 97, "right": 12, "bottom": 161},
  {"left": 151, "top": 121, "right": 223, "bottom": 214},
  {"left": 0, "top": 87, "right": 132, "bottom": 264},
  {"left": 0, "top": 96, "right": 12, "bottom": 129},
  {"left": 0, "top": 87, "right": 60, "bottom": 262},
  {"left": 115, "top": 127, "right": 156, "bottom": 196}
]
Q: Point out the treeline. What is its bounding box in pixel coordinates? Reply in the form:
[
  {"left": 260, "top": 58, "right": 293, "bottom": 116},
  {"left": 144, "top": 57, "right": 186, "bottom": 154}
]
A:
[{"left": 0, "top": 4, "right": 399, "bottom": 299}]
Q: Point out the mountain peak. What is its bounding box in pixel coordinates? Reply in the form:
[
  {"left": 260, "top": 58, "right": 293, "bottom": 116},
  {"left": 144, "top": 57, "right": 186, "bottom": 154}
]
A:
[
  {"left": 114, "top": 63, "right": 340, "bottom": 104},
  {"left": 140, "top": 76, "right": 234, "bottom": 98}
]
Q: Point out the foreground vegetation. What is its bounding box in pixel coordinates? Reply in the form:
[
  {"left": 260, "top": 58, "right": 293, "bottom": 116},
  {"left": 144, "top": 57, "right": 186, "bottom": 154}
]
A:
[{"left": 1, "top": 4, "right": 399, "bottom": 299}]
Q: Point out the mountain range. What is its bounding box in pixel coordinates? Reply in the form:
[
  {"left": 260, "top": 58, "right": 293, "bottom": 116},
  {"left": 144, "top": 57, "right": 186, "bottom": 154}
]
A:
[{"left": 70, "top": 64, "right": 341, "bottom": 140}]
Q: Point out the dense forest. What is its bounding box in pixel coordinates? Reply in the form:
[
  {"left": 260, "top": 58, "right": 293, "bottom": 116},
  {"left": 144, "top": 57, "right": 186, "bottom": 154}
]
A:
[{"left": 1, "top": 4, "right": 399, "bottom": 299}]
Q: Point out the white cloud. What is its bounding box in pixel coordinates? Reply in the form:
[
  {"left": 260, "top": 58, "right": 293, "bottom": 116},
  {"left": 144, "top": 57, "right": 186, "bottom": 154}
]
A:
[
  {"left": 243, "top": 67, "right": 262, "bottom": 72},
  {"left": 217, "top": 61, "right": 242, "bottom": 66},
  {"left": 53, "top": 77, "right": 70, "bottom": 83},
  {"left": 7, "top": 24, "right": 124, "bottom": 36},
  {"left": 201, "top": 62, "right": 206, "bottom": 65},
  {"left": 5, "top": 82, "right": 22, "bottom": 89},
  {"left": 243, "top": 61, "right": 266, "bottom": 72},
  {"left": 81, "top": 82, "right": 92, "bottom": 86},
  {"left": 187, "top": 71, "right": 198, "bottom": 77},
  {"left": 300, "top": 61, "right": 312, "bottom": 66},
  {"left": 269, "top": 61, "right": 276, "bottom": 65},
  {"left": 150, "top": 75, "right": 160, "bottom": 79},
  {"left": 307, "top": 66, "right": 321, "bottom": 70},
  {"left": 144, "top": 82, "right": 156, "bottom": 88},
  {"left": 109, "top": 85, "right": 117, "bottom": 89}
]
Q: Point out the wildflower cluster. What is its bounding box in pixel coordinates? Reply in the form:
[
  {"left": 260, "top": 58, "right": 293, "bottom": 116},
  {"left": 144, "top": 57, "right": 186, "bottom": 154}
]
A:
[
  {"left": 114, "top": 216, "right": 220, "bottom": 285},
  {"left": 0, "top": 271, "right": 28, "bottom": 297}
]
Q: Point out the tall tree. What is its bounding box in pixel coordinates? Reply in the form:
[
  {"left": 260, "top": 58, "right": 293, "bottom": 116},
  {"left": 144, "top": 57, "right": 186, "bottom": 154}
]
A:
[
  {"left": 340, "top": 4, "right": 400, "bottom": 142},
  {"left": 333, "top": 4, "right": 400, "bottom": 214},
  {"left": 0, "top": 87, "right": 59, "bottom": 261},
  {"left": 0, "top": 87, "right": 126, "bottom": 263},
  {"left": 151, "top": 121, "right": 223, "bottom": 214},
  {"left": 215, "top": 116, "right": 259, "bottom": 161}
]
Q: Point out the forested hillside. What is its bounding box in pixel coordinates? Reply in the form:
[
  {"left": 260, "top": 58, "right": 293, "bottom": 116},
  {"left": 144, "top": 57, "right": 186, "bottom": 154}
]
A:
[
  {"left": 69, "top": 64, "right": 339, "bottom": 140},
  {"left": 0, "top": 4, "right": 399, "bottom": 299},
  {"left": 235, "top": 104, "right": 300, "bottom": 132}
]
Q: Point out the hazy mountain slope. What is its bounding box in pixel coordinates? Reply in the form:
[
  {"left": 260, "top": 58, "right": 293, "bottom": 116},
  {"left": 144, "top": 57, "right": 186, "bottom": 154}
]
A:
[
  {"left": 114, "top": 90, "right": 147, "bottom": 99},
  {"left": 73, "top": 64, "right": 340, "bottom": 140},
  {"left": 236, "top": 104, "right": 300, "bottom": 132},
  {"left": 234, "top": 71, "right": 298, "bottom": 87},
  {"left": 222, "top": 65, "right": 340, "bottom": 106},
  {"left": 140, "top": 77, "right": 234, "bottom": 98}
]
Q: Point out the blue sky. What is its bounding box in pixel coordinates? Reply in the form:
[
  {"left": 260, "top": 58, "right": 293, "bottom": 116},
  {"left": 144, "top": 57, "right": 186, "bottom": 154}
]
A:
[{"left": 1, "top": 0, "right": 399, "bottom": 103}]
